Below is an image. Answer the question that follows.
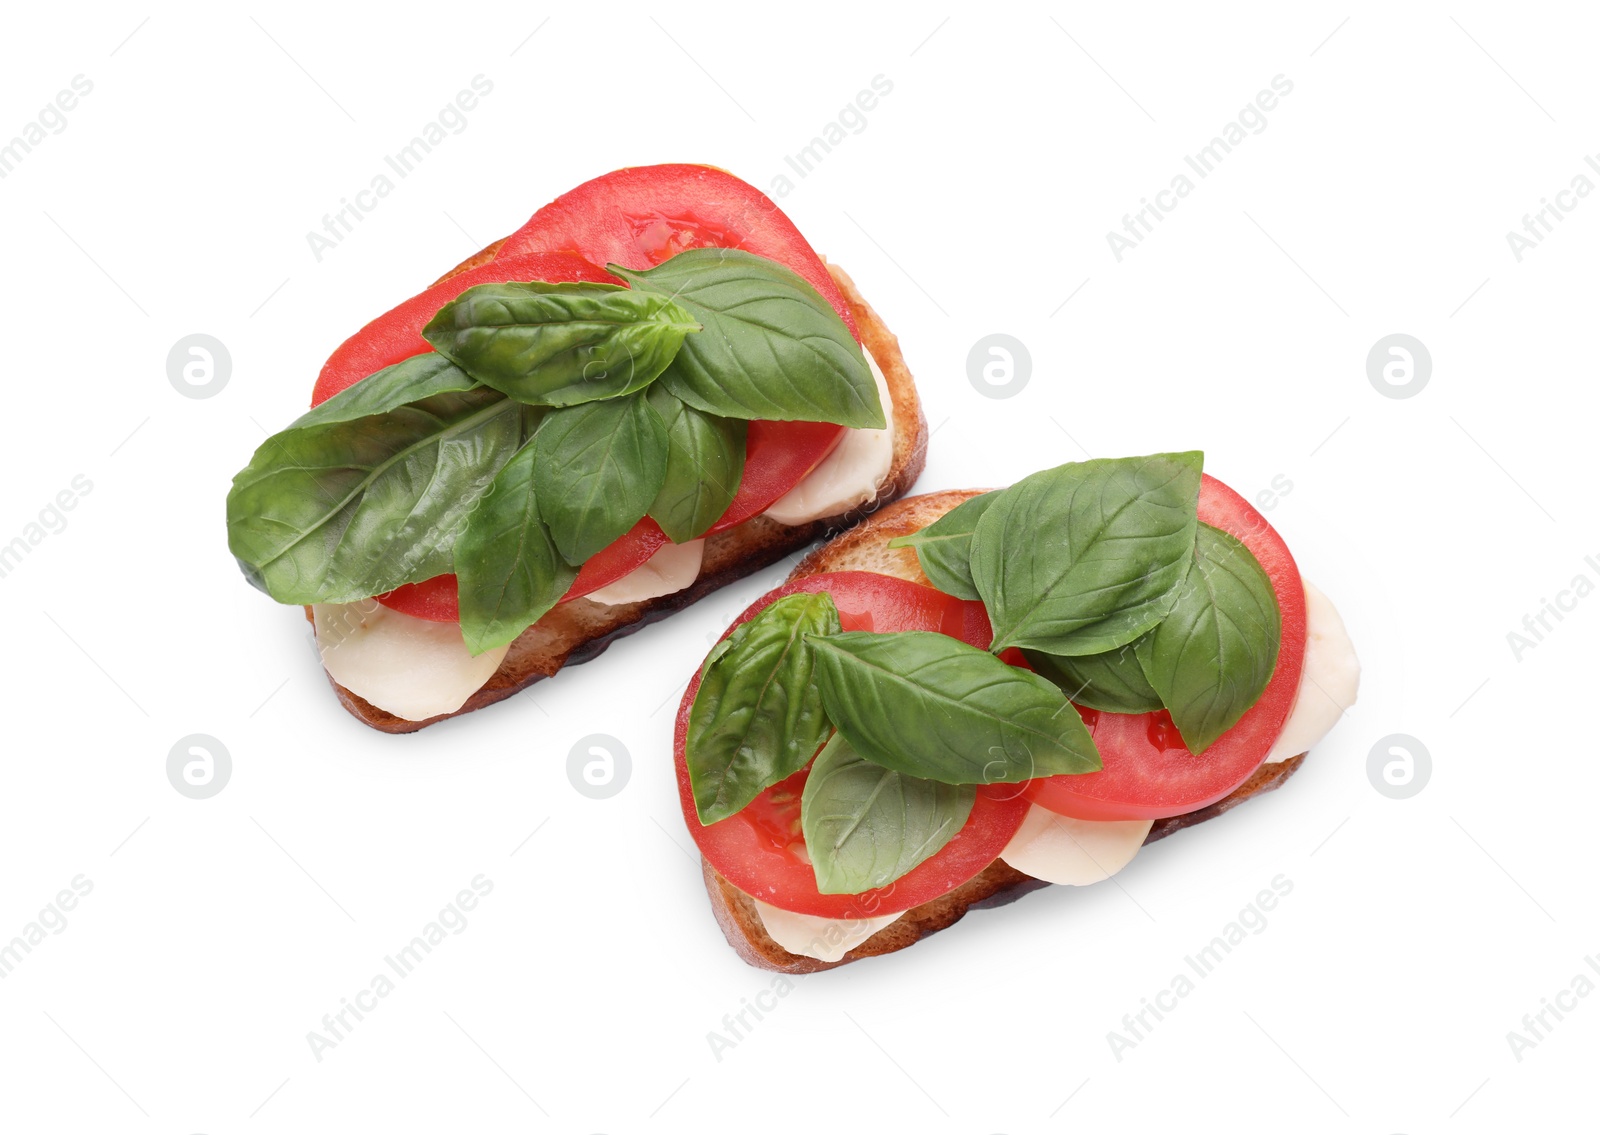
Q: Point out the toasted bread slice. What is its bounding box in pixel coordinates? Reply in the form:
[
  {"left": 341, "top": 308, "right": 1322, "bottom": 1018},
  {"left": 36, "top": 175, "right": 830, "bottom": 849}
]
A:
[
  {"left": 701, "top": 491, "right": 1310, "bottom": 972},
  {"left": 314, "top": 249, "right": 927, "bottom": 732}
]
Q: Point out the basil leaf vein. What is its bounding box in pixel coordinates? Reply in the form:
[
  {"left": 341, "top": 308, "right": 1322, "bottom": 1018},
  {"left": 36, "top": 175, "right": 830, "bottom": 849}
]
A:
[
  {"left": 801, "top": 732, "right": 974, "bottom": 895},
  {"left": 1135, "top": 522, "right": 1281, "bottom": 753},
  {"left": 646, "top": 385, "right": 746, "bottom": 544},
  {"left": 971, "top": 452, "right": 1203, "bottom": 656},
  {"left": 885, "top": 490, "right": 998, "bottom": 600},
  {"left": 807, "top": 630, "right": 1100, "bottom": 784},
  {"left": 454, "top": 441, "right": 578, "bottom": 655},
  {"left": 422, "top": 281, "right": 699, "bottom": 407},
  {"left": 532, "top": 391, "right": 669, "bottom": 564},
  {"left": 610, "top": 249, "right": 884, "bottom": 428},
  {"left": 686, "top": 592, "right": 841, "bottom": 824},
  {"left": 227, "top": 388, "right": 520, "bottom": 604}
]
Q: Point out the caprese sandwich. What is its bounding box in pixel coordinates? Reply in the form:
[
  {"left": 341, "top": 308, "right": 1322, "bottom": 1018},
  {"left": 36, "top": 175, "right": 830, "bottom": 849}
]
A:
[
  {"left": 226, "top": 165, "right": 926, "bottom": 732},
  {"left": 674, "top": 453, "right": 1359, "bottom": 971}
]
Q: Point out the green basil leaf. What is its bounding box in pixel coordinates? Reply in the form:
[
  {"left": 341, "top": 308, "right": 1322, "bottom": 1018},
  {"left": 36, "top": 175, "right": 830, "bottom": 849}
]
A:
[
  {"left": 292, "top": 353, "right": 482, "bottom": 429},
  {"left": 646, "top": 384, "right": 746, "bottom": 544},
  {"left": 454, "top": 441, "right": 579, "bottom": 655},
  {"left": 1026, "top": 645, "right": 1164, "bottom": 714},
  {"left": 533, "top": 391, "right": 670, "bottom": 564},
  {"left": 422, "top": 281, "right": 699, "bottom": 407},
  {"left": 686, "top": 592, "right": 841, "bottom": 824},
  {"left": 609, "top": 249, "right": 884, "bottom": 428},
  {"left": 807, "top": 630, "right": 1100, "bottom": 784},
  {"left": 885, "top": 491, "right": 998, "bottom": 600},
  {"left": 227, "top": 388, "right": 520, "bottom": 603},
  {"left": 971, "top": 452, "right": 1204, "bottom": 656},
  {"left": 1135, "top": 523, "right": 1281, "bottom": 754},
  {"left": 801, "top": 732, "right": 974, "bottom": 895}
]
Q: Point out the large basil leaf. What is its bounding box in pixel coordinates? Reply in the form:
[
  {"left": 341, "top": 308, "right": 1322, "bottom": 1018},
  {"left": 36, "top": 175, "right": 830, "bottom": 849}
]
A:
[
  {"left": 1135, "top": 523, "right": 1280, "bottom": 754},
  {"left": 609, "top": 249, "right": 884, "bottom": 428},
  {"left": 454, "top": 441, "right": 578, "bottom": 655},
  {"left": 422, "top": 281, "right": 699, "bottom": 407},
  {"left": 801, "top": 732, "right": 974, "bottom": 895},
  {"left": 807, "top": 630, "right": 1100, "bottom": 784},
  {"left": 531, "top": 392, "right": 668, "bottom": 563},
  {"left": 532, "top": 392, "right": 670, "bottom": 564},
  {"left": 686, "top": 592, "right": 841, "bottom": 824},
  {"left": 646, "top": 385, "right": 746, "bottom": 544},
  {"left": 885, "top": 491, "right": 998, "bottom": 600},
  {"left": 971, "top": 453, "right": 1203, "bottom": 656},
  {"left": 292, "top": 353, "right": 482, "bottom": 429},
  {"left": 228, "top": 388, "right": 520, "bottom": 603},
  {"left": 1027, "top": 645, "right": 1163, "bottom": 714}
]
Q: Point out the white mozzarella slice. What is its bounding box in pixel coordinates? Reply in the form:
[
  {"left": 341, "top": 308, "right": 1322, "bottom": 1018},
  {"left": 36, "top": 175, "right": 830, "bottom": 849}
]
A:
[
  {"left": 312, "top": 601, "right": 508, "bottom": 722},
  {"left": 999, "top": 804, "right": 1153, "bottom": 885},
  {"left": 751, "top": 898, "right": 901, "bottom": 963},
  {"left": 584, "top": 539, "right": 705, "bottom": 606},
  {"left": 761, "top": 351, "right": 896, "bottom": 527},
  {"left": 1266, "top": 580, "right": 1360, "bottom": 763}
]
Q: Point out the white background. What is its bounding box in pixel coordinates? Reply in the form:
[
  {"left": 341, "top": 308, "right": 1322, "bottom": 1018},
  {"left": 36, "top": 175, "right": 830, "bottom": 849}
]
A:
[{"left": 1, "top": 2, "right": 1594, "bottom": 1131}]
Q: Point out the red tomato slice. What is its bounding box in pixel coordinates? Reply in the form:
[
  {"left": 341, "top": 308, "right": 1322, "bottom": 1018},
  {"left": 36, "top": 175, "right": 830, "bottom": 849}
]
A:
[
  {"left": 499, "top": 164, "right": 855, "bottom": 527},
  {"left": 306, "top": 251, "right": 669, "bottom": 620},
  {"left": 674, "top": 571, "right": 1030, "bottom": 919},
  {"left": 498, "top": 164, "right": 859, "bottom": 339},
  {"left": 1024, "top": 475, "right": 1309, "bottom": 821},
  {"left": 705, "top": 420, "right": 845, "bottom": 533}
]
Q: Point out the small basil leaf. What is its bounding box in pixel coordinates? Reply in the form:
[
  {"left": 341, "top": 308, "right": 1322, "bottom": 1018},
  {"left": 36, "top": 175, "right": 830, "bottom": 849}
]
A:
[
  {"left": 885, "top": 491, "right": 998, "bottom": 600},
  {"left": 454, "top": 441, "right": 578, "bottom": 655},
  {"left": 227, "top": 388, "right": 520, "bottom": 603},
  {"left": 1135, "top": 523, "right": 1281, "bottom": 754},
  {"left": 972, "top": 452, "right": 1203, "bottom": 656},
  {"left": 801, "top": 732, "right": 974, "bottom": 895},
  {"left": 422, "top": 281, "right": 700, "bottom": 407},
  {"left": 609, "top": 249, "right": 884, "bottom": 428},
  {"left": 807, "top": 630, "right": 1100, "bottom": 784},
  {"left": 292, "top": 353, "right": 481, "bottom": 429},
  {"left": 532, "top": 392, "right": 669, "bottom": 564},
  {"left": 1026, "top": 644, "right": 1164, "bottom": 714},
  {"left": 686, "top": 592, "right": 841, "bottom": 824},
  {"left": 646, "top": 385, "right": 746, "bottom": 544}
]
